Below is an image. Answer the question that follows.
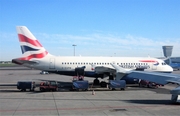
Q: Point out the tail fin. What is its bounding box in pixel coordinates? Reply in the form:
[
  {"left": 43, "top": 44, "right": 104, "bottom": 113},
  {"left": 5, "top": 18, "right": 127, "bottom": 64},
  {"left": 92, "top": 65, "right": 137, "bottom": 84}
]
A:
[{"left": 16, "top": 26, "right": 48, "bottom": 60}]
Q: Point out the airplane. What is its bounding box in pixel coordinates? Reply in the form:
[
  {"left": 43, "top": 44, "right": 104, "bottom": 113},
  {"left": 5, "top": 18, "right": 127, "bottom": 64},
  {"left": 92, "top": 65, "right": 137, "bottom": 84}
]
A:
[
  {"left": 12, "top": 26, "right": 180, "bottom": 103},
  {"left": 12, "top": 26, "right": 172, "bottom": 83}
]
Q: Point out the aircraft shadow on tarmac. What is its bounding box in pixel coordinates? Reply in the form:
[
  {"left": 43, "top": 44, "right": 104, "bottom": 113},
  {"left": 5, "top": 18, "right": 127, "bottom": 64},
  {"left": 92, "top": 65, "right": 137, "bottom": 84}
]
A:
[
  {"left": 0, "top": 94, "right": 179, "bottom": 105},
  {"left": 123, "top": 99, "right": 180, "bottom": 105}
]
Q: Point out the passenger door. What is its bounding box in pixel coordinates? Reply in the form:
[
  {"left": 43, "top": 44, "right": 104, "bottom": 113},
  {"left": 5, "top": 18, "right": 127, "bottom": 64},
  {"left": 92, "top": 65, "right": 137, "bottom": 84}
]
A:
[{"left": 49, "top": 58, "right": 55, "bottom": 69}]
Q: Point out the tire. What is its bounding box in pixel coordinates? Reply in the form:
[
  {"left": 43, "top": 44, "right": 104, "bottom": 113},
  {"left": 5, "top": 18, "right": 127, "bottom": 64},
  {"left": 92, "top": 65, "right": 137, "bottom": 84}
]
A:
[
  {"left": 139, "top": 83, "right": 142, "bottom": 87},
  {"left": 100, "top": 82, "right": 107, "bottom": 87},
  {"left": 93, "top": 79, "right": 100, "bottom": 85},
  {"left": 40, "top": 88, "right": 44, "bottom": 92}
]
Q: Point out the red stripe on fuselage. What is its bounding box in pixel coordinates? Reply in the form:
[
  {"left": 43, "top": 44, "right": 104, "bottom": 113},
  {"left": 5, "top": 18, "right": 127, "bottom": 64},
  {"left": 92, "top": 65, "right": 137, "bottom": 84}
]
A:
[
  {"left": 19, "top": 51, "right": 48, "bottom": 60},
  {"left": 139, "top": 60, "right": 157, "bottom": 62},
  {"left": 18, "top": 34, "right": 42, "bottom": 47}
]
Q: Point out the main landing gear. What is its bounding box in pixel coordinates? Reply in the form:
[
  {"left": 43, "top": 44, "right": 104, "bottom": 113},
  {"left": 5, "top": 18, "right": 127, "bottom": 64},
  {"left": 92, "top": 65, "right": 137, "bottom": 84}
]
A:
[
  {"left": 93, "top": 78, "right": 107, "bottom": 87},
  {"left": 93, "top": 74, "right": 115, "bottom": 87},
  {"left": 93, "top": 78, "right": 100, "bottom": 85}
]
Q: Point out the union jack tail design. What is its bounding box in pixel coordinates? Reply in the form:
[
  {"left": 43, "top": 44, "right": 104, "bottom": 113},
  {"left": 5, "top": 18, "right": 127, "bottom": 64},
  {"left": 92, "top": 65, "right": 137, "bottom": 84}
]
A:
[{"left": 16, "top": 26, "right": 48, "bottom": 61}]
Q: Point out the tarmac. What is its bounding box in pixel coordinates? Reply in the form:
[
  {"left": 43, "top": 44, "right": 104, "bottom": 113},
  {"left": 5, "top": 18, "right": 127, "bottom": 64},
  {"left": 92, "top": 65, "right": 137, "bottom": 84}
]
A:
[{"left": 0, "top": 66, "right": 180, "bottom": 116}]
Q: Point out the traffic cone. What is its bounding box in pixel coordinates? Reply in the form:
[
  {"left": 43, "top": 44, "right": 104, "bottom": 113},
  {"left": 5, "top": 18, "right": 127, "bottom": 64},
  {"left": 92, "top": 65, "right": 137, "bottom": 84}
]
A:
[{"left": 92, "top": 90, "right": 95, "bottom": 95}]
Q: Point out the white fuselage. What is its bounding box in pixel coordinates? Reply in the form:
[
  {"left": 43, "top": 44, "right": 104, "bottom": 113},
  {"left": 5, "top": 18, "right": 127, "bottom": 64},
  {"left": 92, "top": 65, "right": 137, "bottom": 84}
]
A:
[{"left": 26, "top": 54, "right": 173, "bottom": 75}]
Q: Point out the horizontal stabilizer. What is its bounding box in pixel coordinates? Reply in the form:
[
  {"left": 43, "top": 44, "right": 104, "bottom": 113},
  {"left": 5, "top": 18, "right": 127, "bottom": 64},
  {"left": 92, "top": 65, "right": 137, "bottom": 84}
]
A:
[{"left": 12, "top": 58, "right": 39, "bottom": 65}]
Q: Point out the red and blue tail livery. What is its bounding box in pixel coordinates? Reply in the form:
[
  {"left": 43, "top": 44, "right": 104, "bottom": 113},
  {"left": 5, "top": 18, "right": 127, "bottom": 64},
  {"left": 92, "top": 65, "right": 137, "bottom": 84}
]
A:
[{"left": 16, "top": 26, "right": 48, "bottom": 61}]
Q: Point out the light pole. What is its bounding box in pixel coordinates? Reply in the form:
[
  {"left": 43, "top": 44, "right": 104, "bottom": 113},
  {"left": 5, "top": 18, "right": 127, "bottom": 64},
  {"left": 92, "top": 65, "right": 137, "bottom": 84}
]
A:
[{"left": 72, "top": 44, "right": 77, "bottom": 56}]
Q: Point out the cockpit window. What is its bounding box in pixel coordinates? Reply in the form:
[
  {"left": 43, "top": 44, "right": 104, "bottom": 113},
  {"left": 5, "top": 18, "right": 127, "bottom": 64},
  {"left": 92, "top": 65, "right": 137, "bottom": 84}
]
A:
[{"left": 162, "top": 62, "right": 167, "bottom": 65}]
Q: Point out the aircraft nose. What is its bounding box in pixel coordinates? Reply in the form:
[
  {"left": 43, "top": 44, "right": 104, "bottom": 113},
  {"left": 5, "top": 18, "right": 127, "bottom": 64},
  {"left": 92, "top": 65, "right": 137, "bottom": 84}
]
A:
[{"left": 168, "top": 65, "right": 173, "bottom": 73}]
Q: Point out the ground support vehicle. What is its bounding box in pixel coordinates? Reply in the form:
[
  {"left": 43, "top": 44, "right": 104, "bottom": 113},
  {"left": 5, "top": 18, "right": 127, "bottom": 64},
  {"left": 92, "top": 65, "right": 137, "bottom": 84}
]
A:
[
  {"left": 39, "top": 81, "right": 58, "bottom": 92},
  {"left": 72, "top": 80, "right": 89, "bottom": 91},
  {"left": 109, "top": 80, "right": 126, "bottom": 90},
  {"left": 139, "top": 80, "right": 158, "bottom": 89},
  {"left": 17, "top": 81, "right": 36, "bottom": 91}
]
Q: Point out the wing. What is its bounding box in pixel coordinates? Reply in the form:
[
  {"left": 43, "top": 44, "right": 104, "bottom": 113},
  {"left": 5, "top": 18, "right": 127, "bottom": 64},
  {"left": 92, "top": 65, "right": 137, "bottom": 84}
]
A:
[
  {"left": 128, "top": 71, "right": 180, "bottom": 85},
  {"left": 111, "top": 63, "right": 180, "bottom": 103},
  {"left": 111, "top": 63, "right": 180, "bottom": 85}
]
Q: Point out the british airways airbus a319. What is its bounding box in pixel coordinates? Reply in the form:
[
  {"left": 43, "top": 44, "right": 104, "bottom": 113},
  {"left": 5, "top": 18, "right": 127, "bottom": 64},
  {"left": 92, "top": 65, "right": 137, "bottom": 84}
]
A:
[{"left": 12, "top": 26, "right": 180, "bottom": 103}]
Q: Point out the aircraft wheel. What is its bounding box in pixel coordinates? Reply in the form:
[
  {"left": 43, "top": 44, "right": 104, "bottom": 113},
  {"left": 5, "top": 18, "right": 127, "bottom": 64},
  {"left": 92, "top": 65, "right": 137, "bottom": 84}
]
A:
[
  {"left": 100, "top": 81, "right": 107, "bottom": 87},
  {"left": 93, "top": 79, "right": 100, "bottom": 85}
]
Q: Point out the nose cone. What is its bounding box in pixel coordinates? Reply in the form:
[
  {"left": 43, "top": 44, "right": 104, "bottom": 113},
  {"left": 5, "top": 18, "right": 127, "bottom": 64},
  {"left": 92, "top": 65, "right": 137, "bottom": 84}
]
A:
[{"left": 167, "top": 65, "right": 173, "bottom": 73}]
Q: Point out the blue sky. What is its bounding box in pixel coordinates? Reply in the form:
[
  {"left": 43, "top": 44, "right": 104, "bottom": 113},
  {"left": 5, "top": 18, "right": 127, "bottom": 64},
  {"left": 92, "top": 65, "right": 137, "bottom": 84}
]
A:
[{"left": 0, "top": 0, "right": 180, "bottom": 61}]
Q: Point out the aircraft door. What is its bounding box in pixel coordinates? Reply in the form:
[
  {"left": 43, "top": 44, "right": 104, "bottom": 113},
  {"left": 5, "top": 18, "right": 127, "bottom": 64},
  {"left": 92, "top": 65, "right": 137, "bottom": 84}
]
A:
[
  {"left": 151, "top": 63, "right": 157, "bottom": 70},
  {"left": 49, "top": 58, "right": 55, "bottom": 69}
]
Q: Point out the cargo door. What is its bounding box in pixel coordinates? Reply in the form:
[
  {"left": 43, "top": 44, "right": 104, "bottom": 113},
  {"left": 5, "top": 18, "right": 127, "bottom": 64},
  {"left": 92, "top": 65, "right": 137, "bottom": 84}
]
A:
[{"left": 49, "top": 58, "right": 55, "bottom": 69}]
